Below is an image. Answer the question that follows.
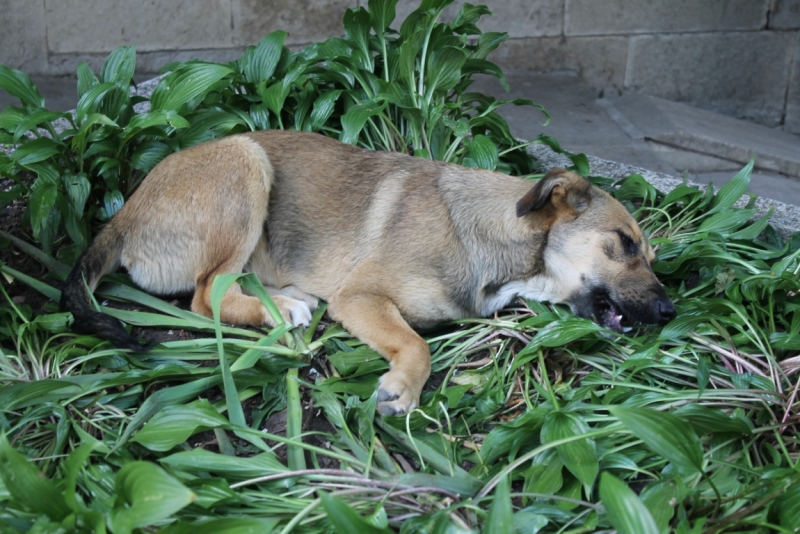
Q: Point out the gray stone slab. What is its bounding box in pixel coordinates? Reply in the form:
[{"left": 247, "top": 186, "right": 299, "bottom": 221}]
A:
[
  {"left": 645, "top": 141, "right": 743, "bottom": 174},
  {"left": 46, "top": 49, "right": 247, "bottom": 77},
  {"left": 0, "top": 0, "right": 48, "bottom": 73},
  {"left": 565, "top": 0, "right": 769, "bottom": 35},
  {"left": 470, "top": 72, "right": 677, "bottom": 175},
  {"left": 0, "top": 76, "right": 79, "bottom": 112},
  {"left": 625, "top": 31, "right": 797, "bottom": 128},
  {"left": 233, "top": 0, "right": 357, "bottom": 46},
  {"left": 770, "top": 0, "right": 800, "bottom": 29},
  {"left": 44, "top": 0, "right": 233, "bottom": 53},
  {"left": 610, "top": 94, "right": 800, "bottom": 177},
  {"left": 394, "top": 0, "right": 563, "bottom": 38},
  {"left": 490, "top": 36, "right": 629, "bottom": 91},
  {"left": 785, "top": 40, "right": 800, "bottom": 135}
]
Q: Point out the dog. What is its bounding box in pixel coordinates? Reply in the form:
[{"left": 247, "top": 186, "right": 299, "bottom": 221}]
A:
[{"left": 62, "top": 130, "right": 676, "bottom": 415}]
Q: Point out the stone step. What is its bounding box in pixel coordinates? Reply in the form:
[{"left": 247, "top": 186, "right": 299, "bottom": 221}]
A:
[{"left": 607, "top": 94, "right": 800, "bottom": 178}]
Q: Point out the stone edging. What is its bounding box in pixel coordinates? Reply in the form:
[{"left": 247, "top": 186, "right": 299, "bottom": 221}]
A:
[{"left": 530, "top": 145, "right": 800, "bottom": 239}]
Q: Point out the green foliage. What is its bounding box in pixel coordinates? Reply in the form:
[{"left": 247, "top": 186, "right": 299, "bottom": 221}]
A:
[
  {"left": 2, "top": 3, "right": 800, "bottom": 533},
  {"left": 2, "top": 160, "right": 800, "bottom": 532},
  {"left": 0, "top": 1, "right": 557, "bottom": 259}
]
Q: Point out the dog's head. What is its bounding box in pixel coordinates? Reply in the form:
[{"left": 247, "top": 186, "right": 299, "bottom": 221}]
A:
[{"left": 517, "top": 169, "right": 675, "bottom": 332}]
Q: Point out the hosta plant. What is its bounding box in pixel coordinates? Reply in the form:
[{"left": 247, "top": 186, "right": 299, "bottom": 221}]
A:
[{"left": 0, "top": 0, "right": 567, "bottom": 261}]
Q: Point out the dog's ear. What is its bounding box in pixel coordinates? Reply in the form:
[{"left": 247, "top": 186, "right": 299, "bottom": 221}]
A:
[{"left": 516, "top": 168, "right": 593, "bottom": 217}]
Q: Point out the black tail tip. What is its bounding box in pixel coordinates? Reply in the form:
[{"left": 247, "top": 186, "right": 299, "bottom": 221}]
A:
[{"left": 71, "top": 312, "right": 158, "bottom": 352}]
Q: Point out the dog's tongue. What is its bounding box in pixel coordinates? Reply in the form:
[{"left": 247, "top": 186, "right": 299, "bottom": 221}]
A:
[{"left": 602, "top": 305, "right": 624, "bottom": 332}]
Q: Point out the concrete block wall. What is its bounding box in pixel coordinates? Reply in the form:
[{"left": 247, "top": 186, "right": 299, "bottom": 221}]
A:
[{"left": 1, "top": 0, "right": 798, "bottom": 134}]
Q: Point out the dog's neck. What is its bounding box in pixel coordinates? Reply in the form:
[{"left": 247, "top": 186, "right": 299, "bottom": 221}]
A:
[{"left": 441, "top": 170, "right": 556, "bottom": 315}]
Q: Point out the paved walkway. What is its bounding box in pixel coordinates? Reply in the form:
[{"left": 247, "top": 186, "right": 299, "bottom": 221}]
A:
[
  {"left": 3, "top": 71, "right": 799, "bottom": 207},
  {"left": 472, "top": 71, "right": 800, "bottom": 205}
]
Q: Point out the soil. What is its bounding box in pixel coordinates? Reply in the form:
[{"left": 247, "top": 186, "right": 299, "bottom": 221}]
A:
[{"left": 0, "top": 196, "right": 52, "bottom": 313}]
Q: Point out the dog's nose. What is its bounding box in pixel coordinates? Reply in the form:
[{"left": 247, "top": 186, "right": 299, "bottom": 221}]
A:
[{"left": 657, "top": 297, "right": 676, "bottom": 323}]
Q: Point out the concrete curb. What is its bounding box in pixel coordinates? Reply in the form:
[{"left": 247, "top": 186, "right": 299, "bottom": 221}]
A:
[{"left": 529, "top": 144, "right": 800, "bottom": 239}]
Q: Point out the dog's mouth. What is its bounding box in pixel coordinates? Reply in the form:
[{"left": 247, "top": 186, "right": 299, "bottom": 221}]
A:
[{"left": 591, "top": 289, "right": 632, "bottom": 333}]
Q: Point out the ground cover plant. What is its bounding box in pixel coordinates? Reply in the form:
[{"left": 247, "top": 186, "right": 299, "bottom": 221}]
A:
[{"left": 0, "top": 1, "right": 799, "bottom": 533}]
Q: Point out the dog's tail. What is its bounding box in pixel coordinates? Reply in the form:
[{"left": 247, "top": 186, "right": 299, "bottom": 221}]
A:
[{"left": 61, "top": 227, "right": 149, "bottom": 351}]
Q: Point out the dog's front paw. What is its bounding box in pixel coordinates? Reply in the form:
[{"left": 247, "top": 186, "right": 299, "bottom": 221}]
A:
[
  {"left": 377, "top": 369, "right": 421, "bottom": 416},
  {"left": 267, "top": 296, "right": 313, "bottom": 327}
]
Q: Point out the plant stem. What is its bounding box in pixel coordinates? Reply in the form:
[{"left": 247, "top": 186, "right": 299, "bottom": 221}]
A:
[{"left": 286, "top": 366, "right": 306, "bottom": 471}]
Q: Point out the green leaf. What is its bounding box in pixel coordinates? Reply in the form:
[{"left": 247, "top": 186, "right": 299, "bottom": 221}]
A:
[
  {"left": 177, "top": 109, "right": 246, "bottom": 147},
  {"left": 418, "top": 0, "right": 456, "bottom": 13},
  {"left": 109, "top": 461, "right": 196, "bottom": 534},
  {"left": 307, "top": 89, "right": 343, "bottom": 131},
  {"left": 609, "top": 406, "right": 704, "bottom": 475},
  {"left": 160, "top": 518, "right": 279, "bottom": 534},
  {"left": 697, "top": 208, "right": 755, "bottom": 234},
  {"left": 524, "top": 455, "right": 564, "bottom": 495},
  {"left": 243, "top": 31, "right": 287, "bottom": 85},
  {"left": 319, "top": 491, "right": 393, "bottom": 534},
  {"left": 0, "top": 65, "right": 45, "bottom": 108},
  {"left": 131, "top": 399, "right": 231, "bottom": 451},
  {"left": 774, "top": 480, "right": 800, "bottom": 531},
  {"left": 709, "top": 159, "right": 753, "bottom": 213},
  {"left": 600, "top": 472, "right": 659, "bottom": 534},
  {"left": 472, "top": 32, "right": 509, "bottom": 60},
  {"left": 369, "top": 0, "right": 399, "bottom": 36},
  {"left": 32, "top": 311, "right": 73, "bottom": 333},
  {"left": 462, "top": 58, "right": 509, "bottom": 90},
  {"left": 343, "top": 7, "right": 373, "bottom": 71},
  {"left": 76, "top": 62, "right": 99, "bottom": 97},
  {"left": 452, "top": 3, "right": 492, "bottom": 32},
  {"left": 100, "top": 45, "right": 137, "bottom": 85},
  {"left": 673, "top": 404, "right": 752, "bottom": 436},
  {"left": 424, "top": 47, "right": 466, "bottom": 98},
  {"left": 131, "top": 140, "right": 172, "bottom": 172},
  {"left": 568, "top": 152, "right": 591, "bottom": 177},
  {"left": 104, "top": 189, "right": 124, "bottom": 219},
  {"left": 160, "top": 449, "right": 286, "bottom": 480},
  {"left": 12, "top": 109, "right": 68, "bottom": 143},
  {"left": 466, "top": 134, "right": 499, "bottom": 171},
  {"left": 340, "top": 99, "right": 387, "bottom": 145},
  {"left": 63, "top": 173, "right": 91, "bottom": 218},
  {"left": 0, "top": 106, "right": 26, "bottom": 133},
  {"left": 9, "top": 137, "right": 63, "bottom": 166},
  {"left": 29, "top": 176, "right": 58, "bottom": 238},
  {"left": 727, "top": 207, "right": 774, "bottom": 241},
  {"left": 150, "top": 63, "right": 234, "bottom": 112},
  {"left": 541, "top": 411, "right": 599, "bottom": 489},
  {"left": 261, "top": 81, "right": 291, "bottom": 119},
  {"left": 62, "top": 442, "right": 98, "bottom": 511},
  {"left": 75, "top": 81, "right": 118, "bottom": 122},
  {"left": 123, "top": 110, "right": 190, "bottom": 139},
  {"left": 0, "top": 434, "right": 71, "bottom": 521},
  {"left": 640, "top": 479, "right": 682, "bottom": 532},
  {"left": 521, "top": 318, "right": 604, "bottom": 352},
  {"left": 249, "top": 102, "right": 270, "bottom": 130},
  {"left": 484, "top": 474, "right": 514, "bottom": 534}
]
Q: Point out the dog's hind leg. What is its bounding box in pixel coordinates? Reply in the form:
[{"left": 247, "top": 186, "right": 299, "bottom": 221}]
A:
[
  {"left": 192, "top": 270, "right": 315, "bottom": 328},
  {"left": 266, "top": 286, "right": 318, "bottom": 327},
  {"left": 329, "top": 293, "right": 431, "bottom": 415}
]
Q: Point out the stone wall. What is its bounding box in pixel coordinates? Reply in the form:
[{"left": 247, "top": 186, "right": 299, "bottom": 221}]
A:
[{"left": 1, "top": 0, "right": 798, "bottom": 133}]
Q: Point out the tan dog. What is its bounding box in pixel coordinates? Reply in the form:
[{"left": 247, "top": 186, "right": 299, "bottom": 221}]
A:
[{"left": 62, "top": 130, "right": 675, "bottom": 415}]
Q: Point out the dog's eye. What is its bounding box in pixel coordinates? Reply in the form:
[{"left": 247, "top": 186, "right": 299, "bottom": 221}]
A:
[{"left": 617, "top": 231, "right": 637, "bottom": 255}]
